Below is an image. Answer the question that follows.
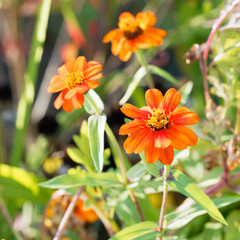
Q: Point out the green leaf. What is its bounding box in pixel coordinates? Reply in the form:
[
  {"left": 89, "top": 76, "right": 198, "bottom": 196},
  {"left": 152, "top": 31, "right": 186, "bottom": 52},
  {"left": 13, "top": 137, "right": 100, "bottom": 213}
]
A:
[
  {"left": 115, "top": 196, "right": 141, "bottom": 226},
  {"left": 119, "top": 67, "right": 146, "bottom": 105},
  {"left": 166, "top": 169, "right": 227, "bottom": 225},
  {"left": 139, "top": 152, "right": 163, "bottom": 178},
  {"left": 109, "top": 221, "right": 160, "bottom": 240},
  {"left": 166, "top": 197, "right": 240, "bottom": 229},
  {"left": 84, "top": 90, "right": 104, "bottom": 114},
  {"left": 0, "top": 164, "right": 50, "bottom": 203},
  {"left": 225, "top": 209, "right": 240, "bottom": 240},
  {"left": 148, "top": 65, "right": 181, "bottom": 86},
  {"left": 10, "top": 0, "right": 52, "bottom": 166},
  {"left": 39, "top": 171, "right": 122, "bottom": 189},
  {"left": 179, "top": 81, "right": 193, "bottom": 104},
  {"left": 88, "top": 114, "right": 106, "bottom": 173},
  {"left": 127, "top": 161, "right": 148, "bottom": 182}
]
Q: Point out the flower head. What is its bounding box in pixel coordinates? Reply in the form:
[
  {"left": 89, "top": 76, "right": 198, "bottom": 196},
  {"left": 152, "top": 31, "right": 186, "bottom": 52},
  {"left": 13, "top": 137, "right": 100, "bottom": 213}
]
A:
[
  {"left": 48, "top": 56, "right": 102, "bottom": 112},
  {"left": 102, "top": 11, "right": 167, "bottom": 62},
  {"left": 119, "top": 88, "right": 199, "bottom": 165}
]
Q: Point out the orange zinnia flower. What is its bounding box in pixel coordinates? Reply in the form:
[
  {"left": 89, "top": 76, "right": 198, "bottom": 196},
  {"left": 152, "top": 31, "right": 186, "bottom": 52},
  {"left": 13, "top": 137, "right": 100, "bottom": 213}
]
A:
[
  {"left": 119, "top": 88, "right": 199, "bottom": 165},
  {"left": 48, "top": 56, "right": 102, "bottom": 112},
  {"left": 102, "top": 11, "right": 167, "bottom": 62}
]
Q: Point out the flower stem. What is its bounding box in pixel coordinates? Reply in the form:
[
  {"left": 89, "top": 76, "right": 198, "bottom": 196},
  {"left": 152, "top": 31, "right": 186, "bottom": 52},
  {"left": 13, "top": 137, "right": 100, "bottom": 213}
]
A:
[
  {"left": 53, "top": 187, "right": 85, "bottom": 240},
  {"left": 83, "top": 190, "right": 119, "bottom": 236},
  {"left": 135, "top": 50, "right": 155, "bottom": 88},
  {"left": 158, "top": 165, "right": 170, "bottom": 237}
]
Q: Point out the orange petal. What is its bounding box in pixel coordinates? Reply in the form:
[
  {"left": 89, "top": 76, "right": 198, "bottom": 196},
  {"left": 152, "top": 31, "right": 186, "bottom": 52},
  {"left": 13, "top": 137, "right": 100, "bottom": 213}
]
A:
[
  {"left": 72, "top": 93, "right": 84, "bottom": 109},
  {"left": 123, "top": 128, "right": 152, "bottom": 154},
  {"left": 171, "top": 107, "right": 190, "bottom": 115},
  {"left": 123, "top": 39, "right": 138, "bottom": 52},
  {"left": 145, "top": 89, "right": 163, "bottom": 109},
  {"left": 111, "top": 38, "right": 125, "bottom": 56},
  {"left": 118, "top": 12, "right": 135, "bottom": 29},
  {"left": 171, "top": 112, "right": 199, "bottom": 125},
  {"left": 54, "top": 90, "right": 67, "bottom": 110},
  {"left": 49, "top": 75, "right": 65, "bottom": 85},
  {"left": 84, "top": 64, "right": 102, "bottom": 78},
  {"left": 85, "top": 80, "right": 99, "bottom": 89},
  {"left": 102, "top": 29, "right": 120, "bottom": 43},
  {"left": 144, "top": 135, "right": 159, "bottom": 164},
  {"left": 160, "top": 88, "right": 181, "bottom": 114},
  {"left": 47, "top": 82, "right": 66, "bottom": 93},
  {"left": 65, "top": 83, "right": 88, "bottom": 99},
  {"left": 119, "top": 43, "right": 132, "bottom": 61},
  {"left": 75, "top": 56, "right": 86, "bottom": 72},
  {"left": 119, "top": 119, "right": 147, "bottom": 135},
  {"left": 154, "top": 130, "right": 171, "bottom": 148},
  {"left": 58, "top": 65, "right": 69, "bottom": 76},
  {"left": 65, "top": 58, "right": 76, "bottom": 72},
  {"left": 63, "top": 99, "right": 73, "bottom": 112},
  {"left": 166, "top": 125, "right": 198, "bottom": 150},
  {"left": 121, "top": 103, "right": 150, "bottom": 119},
  {"left": 158, "top": 145, "right": 174, "bottom": 165},
  {"left": 136, "top": 11, "right": 156, "bottom": 29},
  {"left": 86, "top": 73, "right": 103, "bottom": 81}
]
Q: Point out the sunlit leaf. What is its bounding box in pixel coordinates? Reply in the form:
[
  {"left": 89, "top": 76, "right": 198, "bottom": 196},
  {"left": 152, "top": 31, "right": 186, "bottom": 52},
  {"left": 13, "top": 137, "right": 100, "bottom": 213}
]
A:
[
  {"left": 39, "top": 171, "right": 122, "bottom": 189},
  {"left": 109, "top": 221, "right": 160, "bottom": 240},
  {"left": 119, "top": 67, "right": 146, "bottom": 105},
  {"left": 166, "top": 169, "right": 227, "bottom": 225},
  {"left": 88, "top": 114, "right": 106, "bottom": 173}
]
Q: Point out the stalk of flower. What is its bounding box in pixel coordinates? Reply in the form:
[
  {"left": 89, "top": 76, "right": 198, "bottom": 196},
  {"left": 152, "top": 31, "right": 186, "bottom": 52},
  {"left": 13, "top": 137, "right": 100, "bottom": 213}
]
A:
[
  {"left": 119, "top": 88, "right": 199, "bottom": 165},
  {"left": 102, "top": 11, "right": 167, "bottom": 62},
  {"left": 47, "top": 56, "right": 103, "bottom": 112}
]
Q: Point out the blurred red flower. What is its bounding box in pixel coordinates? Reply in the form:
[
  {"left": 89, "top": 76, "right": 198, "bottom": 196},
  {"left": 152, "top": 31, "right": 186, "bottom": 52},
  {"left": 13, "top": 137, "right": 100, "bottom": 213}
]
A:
[
  {"left": 48, "top": 56, "right": 102, "bottom": 112},
  {"left": 102, "top": 11, "right": 167, "bottom": 62},
  {"left": 119, "top": 88, "right": 199, "bottom": 165}
]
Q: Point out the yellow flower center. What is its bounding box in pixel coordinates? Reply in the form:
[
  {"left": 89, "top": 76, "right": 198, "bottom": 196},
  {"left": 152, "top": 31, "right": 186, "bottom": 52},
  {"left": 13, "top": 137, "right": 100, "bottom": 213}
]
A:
[
  {"left": 64, "top": 71, "right": 84, "bottom": 89},
  {"left": 123, "top": 23, "right": 143, "bottom": 39},
  {"left": 147, "top": 109, "right": 169, "bottom": 131}
]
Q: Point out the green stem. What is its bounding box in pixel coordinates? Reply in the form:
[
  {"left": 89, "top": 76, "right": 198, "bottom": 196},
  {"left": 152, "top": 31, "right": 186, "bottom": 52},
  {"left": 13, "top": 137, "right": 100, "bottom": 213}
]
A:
[
  {"left": 135, "top": 50, "right": 155, "bottom": 88},
  {"left": 158, "top": 165, "right": 170, "bottom": 237},
  {"left": 84, "top": 190, "right": 119, "bottom": 236}
]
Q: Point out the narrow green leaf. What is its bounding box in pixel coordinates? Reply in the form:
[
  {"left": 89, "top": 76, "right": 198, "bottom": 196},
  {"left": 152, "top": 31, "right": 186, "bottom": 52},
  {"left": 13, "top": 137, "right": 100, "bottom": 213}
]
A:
[
  {"left": 148, "top": 65, "right": 181, "bottom": 86},
  {"left": 10, "top": 0, "right": 52, "bottom": 166},
  {"left": 39, "top": 171, "right": 122, "bottom": 189},
  {"left": 88, "top": 114, "right": 106, "bottom": 173},
  {"left": 119, "top": 67, "right": 146, "bottom": 105},
  {"left": 166, "top": 169, "right": 227, "bottom": 225},
  {"left": 110, "top": 221, "right": 160, "bottom": 240}
]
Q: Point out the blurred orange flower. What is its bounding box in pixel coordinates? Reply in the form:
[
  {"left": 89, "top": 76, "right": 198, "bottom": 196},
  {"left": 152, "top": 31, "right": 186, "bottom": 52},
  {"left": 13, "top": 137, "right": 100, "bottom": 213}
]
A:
[
  {"left": 48, "top": 56, "right": 102, "bottom": 112},
  {"left": 102, "top": 11, "right": 167, "bottom": 62},
  {"left": 68, "top": 197, "right": 98, "bottom": 223},
  {"left": 119, "top": 88, "right": 199, "bottom": 165}
]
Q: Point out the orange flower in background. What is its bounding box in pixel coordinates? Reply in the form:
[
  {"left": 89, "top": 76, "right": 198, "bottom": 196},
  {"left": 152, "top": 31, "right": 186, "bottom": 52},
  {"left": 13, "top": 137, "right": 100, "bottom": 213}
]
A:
[
  {"left": 48, "top": 56, "right": 102, "bottom": 112},
  {"left": 102, "top": 11, "right": 167, "bottom": 62},
  {"left": 119, "top": 88, "right": 199, "bottom": 165}
]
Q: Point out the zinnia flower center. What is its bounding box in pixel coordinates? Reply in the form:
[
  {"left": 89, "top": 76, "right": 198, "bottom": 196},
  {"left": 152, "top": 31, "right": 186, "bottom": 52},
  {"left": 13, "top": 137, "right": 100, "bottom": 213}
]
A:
[
  {"left": 147, "top": 109, "right": 169, "bottom": 131},
  {"left": 123, "top": 23, "right": 143, "bottom": 39},
  {"left": 64, "top": 71, "right": 84, "bottom": 89}
]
